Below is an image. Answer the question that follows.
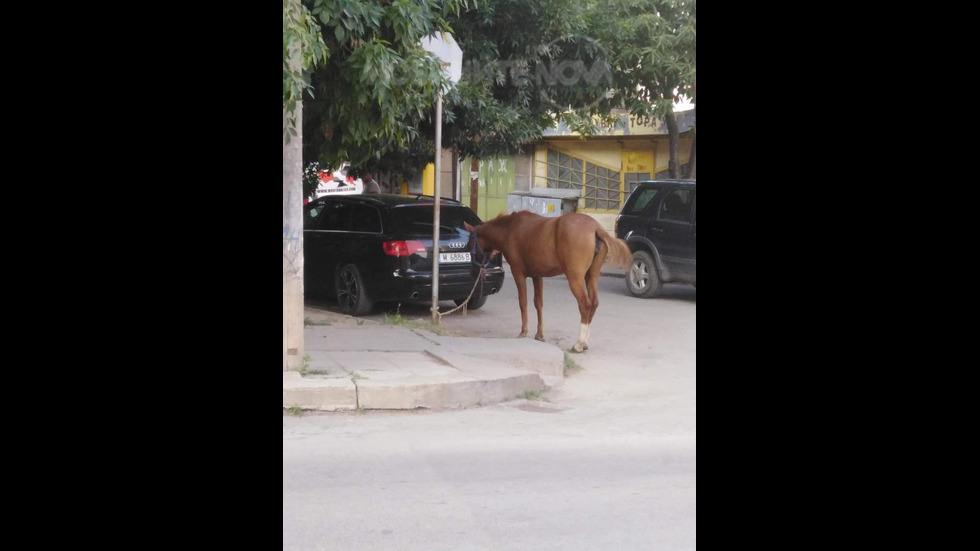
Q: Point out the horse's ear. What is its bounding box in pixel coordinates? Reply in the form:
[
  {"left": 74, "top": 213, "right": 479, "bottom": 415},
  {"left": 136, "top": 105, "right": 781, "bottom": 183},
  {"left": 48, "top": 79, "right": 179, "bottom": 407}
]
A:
[{"left": 464, "top": 221, "right": 476, "bottom": 233}]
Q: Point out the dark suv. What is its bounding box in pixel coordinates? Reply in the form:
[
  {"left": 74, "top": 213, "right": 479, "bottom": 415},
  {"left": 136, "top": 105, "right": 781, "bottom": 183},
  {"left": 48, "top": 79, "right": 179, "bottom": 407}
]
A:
[
  {"left": 304, "top": 194, "right": 505, "bottom": 315},
  {"left": 616, "top": 180, "right": 696, "bottom": 297}
]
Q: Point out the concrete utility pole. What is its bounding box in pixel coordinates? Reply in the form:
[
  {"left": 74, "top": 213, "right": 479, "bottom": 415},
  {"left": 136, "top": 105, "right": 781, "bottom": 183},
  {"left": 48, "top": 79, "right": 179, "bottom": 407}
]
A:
[{"left": 283, "top": 11, "right": 304, "bottom": 371}]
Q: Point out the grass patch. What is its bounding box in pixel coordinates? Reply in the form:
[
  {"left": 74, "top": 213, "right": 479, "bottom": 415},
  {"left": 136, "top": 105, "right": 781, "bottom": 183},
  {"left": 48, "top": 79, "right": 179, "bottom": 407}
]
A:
[
  {"left": 385, "top": 312, "right": 407, "bottom": 326},
  {"left": 384, "top": 307, "right": 454, "bottom": 336},
  {"left": 304, "top": 317, "right": 332, "bottom": 327},
  {"left": 518, "top": 389, "right": 542, "bottom": 401},
  {"left": 283, "top": 406, "right": 304, "bottom": 417},
  {"left": 414, "top": 320, "right": 455, "bottom": 336},
  {"left": 563, "top": 352, "right": 583, "bottom": 376}
]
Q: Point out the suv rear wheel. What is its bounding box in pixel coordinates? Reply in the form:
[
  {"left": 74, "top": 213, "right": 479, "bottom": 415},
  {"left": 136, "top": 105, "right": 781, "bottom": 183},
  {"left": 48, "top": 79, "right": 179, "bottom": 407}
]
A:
[
  {"left": 335, "top": 264, "right": 374, "bottom": 315},
  {"left": 627, "top": 251, "right": 663, "bottom": 298}
]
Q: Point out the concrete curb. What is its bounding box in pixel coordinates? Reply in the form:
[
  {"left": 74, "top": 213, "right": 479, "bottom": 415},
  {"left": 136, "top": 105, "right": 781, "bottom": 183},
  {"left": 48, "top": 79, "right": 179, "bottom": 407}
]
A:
[
  {"left": 283, "top": 372, "right": 357, "bottom": 412},
  {"left": 284, "top": 323, "right": 566, "bottom": 412}
]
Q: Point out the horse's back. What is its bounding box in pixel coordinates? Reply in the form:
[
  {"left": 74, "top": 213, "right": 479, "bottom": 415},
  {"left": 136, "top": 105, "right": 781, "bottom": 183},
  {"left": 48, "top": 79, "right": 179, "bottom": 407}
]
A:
[
  {"left": 556, "top": 212, "right": 603, "bottom": 233},
  {"left": 554, "top": 212, "right": 602, "bottom": 277},
  {"left": 509, "top": 212, "right": 597, "bottom": 243},
  {"left": 506, "top": 212, "right": 602, "bottom": 248},
  {"left": 556, "top": 213, "right": 606, "bottom": 247},
  {"left": 508, "top": 210, "right": 557, "bottom": 231}
]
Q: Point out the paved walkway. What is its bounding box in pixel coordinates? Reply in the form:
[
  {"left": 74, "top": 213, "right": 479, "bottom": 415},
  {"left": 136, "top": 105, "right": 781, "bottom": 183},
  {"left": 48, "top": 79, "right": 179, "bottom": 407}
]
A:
[{"left": 283, "top": 307, "right": 566, "bottom": 411}]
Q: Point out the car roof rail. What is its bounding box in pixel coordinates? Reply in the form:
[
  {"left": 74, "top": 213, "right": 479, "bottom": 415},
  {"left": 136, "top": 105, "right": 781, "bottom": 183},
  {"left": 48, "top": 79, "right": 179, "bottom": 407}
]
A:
[{"left": 412, "top": 194, "right": 462, "bottom": 204}]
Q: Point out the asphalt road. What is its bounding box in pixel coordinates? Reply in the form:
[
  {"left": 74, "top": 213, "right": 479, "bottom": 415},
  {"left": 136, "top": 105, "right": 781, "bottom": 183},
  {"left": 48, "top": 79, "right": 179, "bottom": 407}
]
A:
[{"left": 286, "top": 266, "right": 697, "bottom": 550}]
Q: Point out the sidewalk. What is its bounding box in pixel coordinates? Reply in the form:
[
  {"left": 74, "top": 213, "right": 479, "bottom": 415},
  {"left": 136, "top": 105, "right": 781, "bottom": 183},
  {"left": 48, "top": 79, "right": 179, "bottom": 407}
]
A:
[{"left": 283, "top": 306, "right": 566, "bottom": 412}]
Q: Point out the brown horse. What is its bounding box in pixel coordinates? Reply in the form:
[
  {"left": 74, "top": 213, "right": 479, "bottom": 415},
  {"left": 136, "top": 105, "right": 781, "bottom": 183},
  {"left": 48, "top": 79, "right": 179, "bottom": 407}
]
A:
[{"left": 464, "top": 211, "right": 632, "bottom": 353}]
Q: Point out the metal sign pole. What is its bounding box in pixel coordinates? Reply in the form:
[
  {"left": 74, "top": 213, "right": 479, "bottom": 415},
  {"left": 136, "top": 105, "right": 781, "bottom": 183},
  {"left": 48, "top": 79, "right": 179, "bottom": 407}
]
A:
[
  {"left": 420, "top": 33, "right": 461, "bottom": 326},
  {"left": 431, "top": 91, "right": 443, "bottom": 325}
]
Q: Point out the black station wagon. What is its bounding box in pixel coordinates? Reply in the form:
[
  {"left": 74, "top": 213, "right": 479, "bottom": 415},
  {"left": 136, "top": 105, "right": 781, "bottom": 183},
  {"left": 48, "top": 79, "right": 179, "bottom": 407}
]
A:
[
  {"left": 304, "top": 194, "right": 506, "bottom": 315},
  {"left": 616, "top": 180, "right": 696, "bottom": 298}
]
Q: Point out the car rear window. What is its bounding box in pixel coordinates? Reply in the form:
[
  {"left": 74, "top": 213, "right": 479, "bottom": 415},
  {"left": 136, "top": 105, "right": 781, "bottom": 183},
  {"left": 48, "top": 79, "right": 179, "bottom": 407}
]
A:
[
  {"left": 392, "top": 205, "right": 482, "bottom": 236},
  {"left": 350, "top": 204, "right": 382, "bottom": 233},
  {"left": 305, "top": 203, "right": 326, "bottom": 229},
  {"left": 317, "top": 201, "right": 354, "bottom": 231}
]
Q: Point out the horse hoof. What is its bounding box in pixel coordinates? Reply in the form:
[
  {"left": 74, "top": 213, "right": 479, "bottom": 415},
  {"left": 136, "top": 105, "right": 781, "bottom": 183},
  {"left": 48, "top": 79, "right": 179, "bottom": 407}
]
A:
[
  {"left": 535, "top": 336, "right": 545, "bottom": 342},
  {"left": 571, "top": 344, "right": 585, "bottom": 353},
  {"left": 518, "top": 332, "right": 528, "bottom": 338}
]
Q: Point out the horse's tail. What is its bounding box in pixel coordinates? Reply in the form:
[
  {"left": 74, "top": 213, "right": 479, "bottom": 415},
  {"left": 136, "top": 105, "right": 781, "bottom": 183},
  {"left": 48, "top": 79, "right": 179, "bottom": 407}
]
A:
[{"left": 596, "top": 227, "right": 633, "bottom": 270}]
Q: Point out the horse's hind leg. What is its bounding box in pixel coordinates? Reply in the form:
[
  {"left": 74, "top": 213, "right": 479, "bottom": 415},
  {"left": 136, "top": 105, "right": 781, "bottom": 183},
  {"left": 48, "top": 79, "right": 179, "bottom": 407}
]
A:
[
  {"left": 533, "top": 276, "right": 545, "bottom": 341},
  {"left": 581, "top": 275, "right": 600, "bottom": 350},
  {"left": 582, "top": 241, "right": 608, "bottom": 349},
  {"left": 566, "top": 275, "right": 593, "bottom": 353}
]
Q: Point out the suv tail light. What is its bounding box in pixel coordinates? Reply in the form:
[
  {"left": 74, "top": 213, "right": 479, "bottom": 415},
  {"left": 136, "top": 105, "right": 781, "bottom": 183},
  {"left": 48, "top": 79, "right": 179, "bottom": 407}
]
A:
[
  {"left": 615, "top": 216, "right": 621, "bottom": 235},
  {"left": 383, "top": 240, "right": 427, "bottom": 257}
]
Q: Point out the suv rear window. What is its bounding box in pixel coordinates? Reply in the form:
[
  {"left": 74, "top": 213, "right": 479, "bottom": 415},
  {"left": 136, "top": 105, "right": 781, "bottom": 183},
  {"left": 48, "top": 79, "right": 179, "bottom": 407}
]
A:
[
  {"left": 660, "top": 189, "right": 694, "bottom": 222},
  {"left": 393, "top": 205, "right": 482, "bottom": 236},
  {"left": 625, "top": 188, "right": 659, "bottom": 214}
]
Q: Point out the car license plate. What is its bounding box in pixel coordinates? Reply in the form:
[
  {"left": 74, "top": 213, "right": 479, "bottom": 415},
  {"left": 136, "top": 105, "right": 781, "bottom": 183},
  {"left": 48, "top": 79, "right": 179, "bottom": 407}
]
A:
[{"left": 439, "top": 252, "right": 471, "bottom": 264}]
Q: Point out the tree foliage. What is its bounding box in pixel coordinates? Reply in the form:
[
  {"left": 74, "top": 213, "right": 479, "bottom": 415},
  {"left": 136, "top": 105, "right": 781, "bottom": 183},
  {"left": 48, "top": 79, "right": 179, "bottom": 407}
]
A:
[
  {"left": 302, "top": 0, "right": 462, "bottom": 171},
  {"left": 599, "top": 0, "right": 695, "bottom": 123},
  {"left": 592, "top": 0, "right": 696, "bottom": 176},
  {"left": 443, "top": 0, "right": 611, "bottom": 158},
  {"left": 283, "top": 0, "right": 329, "bottom": 141},
  {"left": 298, "top": 0, "right": 696, "bottom": 178},
  {"left": 302, "top": 0, "right": 618, "bottom": 168}
]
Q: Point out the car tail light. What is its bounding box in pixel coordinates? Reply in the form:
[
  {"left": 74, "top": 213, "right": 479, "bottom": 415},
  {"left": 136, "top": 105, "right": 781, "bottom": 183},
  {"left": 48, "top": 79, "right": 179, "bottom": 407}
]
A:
[
  {"left": 383, "top": 240, "right": 427, "bottom": 257},
  {"left": 615, "top": 216, "right": 620, "bottom": 235}
]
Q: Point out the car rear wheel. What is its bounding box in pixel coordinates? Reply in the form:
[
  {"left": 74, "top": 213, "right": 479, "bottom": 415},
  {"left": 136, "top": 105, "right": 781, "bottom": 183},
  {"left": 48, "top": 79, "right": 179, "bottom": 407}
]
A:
[
  {"left": 627, "top": 251, "right": 663, "bottom": 298},
  {"left": 454, "top": 294, "right": 488, "bottom": 310},
  {"left": 335, "top": 264, "right": 374, "bottom": 316}
]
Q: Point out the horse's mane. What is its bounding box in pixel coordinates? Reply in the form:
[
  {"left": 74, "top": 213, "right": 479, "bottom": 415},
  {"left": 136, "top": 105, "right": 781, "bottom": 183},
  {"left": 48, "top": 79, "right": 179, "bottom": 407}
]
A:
[
  {"left": 481, "top": 212, "right": 510, "bottom": 228},
  {"left": 489, "top": 211, "right": 523, "bottom": 225}
]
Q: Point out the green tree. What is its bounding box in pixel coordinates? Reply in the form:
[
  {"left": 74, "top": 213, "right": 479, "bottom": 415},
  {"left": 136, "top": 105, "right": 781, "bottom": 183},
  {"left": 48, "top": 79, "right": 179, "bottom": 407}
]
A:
[
  {"left": 443, "top": 0, "right": 603, "bottom": 159},
  {"left": 302, "top": 0, "right": 618, "bottom": 173},
  {"left": 283, "top": 0, "right": 329, "bottom": 140},
  {"left": 593, "top": 0, "right": 696, "bottom": 178},
  {"left": 302, "top": 0, "right": 462, "bottom": 170}
]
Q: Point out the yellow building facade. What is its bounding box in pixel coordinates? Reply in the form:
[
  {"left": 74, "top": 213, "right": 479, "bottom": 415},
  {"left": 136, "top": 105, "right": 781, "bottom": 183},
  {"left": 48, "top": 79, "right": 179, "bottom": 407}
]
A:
[
  {"left": 531, "top": 110, "right": 695, "bottom": 230},
  {"left": 417, "top": 110, "right": 695, "bottom": 231}
]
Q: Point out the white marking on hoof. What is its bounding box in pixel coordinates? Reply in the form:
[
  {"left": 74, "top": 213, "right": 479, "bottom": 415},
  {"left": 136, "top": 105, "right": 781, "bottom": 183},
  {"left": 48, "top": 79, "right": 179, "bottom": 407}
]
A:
[{"left": 572, "top": 323, "right": 590, "bottom": 353}]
